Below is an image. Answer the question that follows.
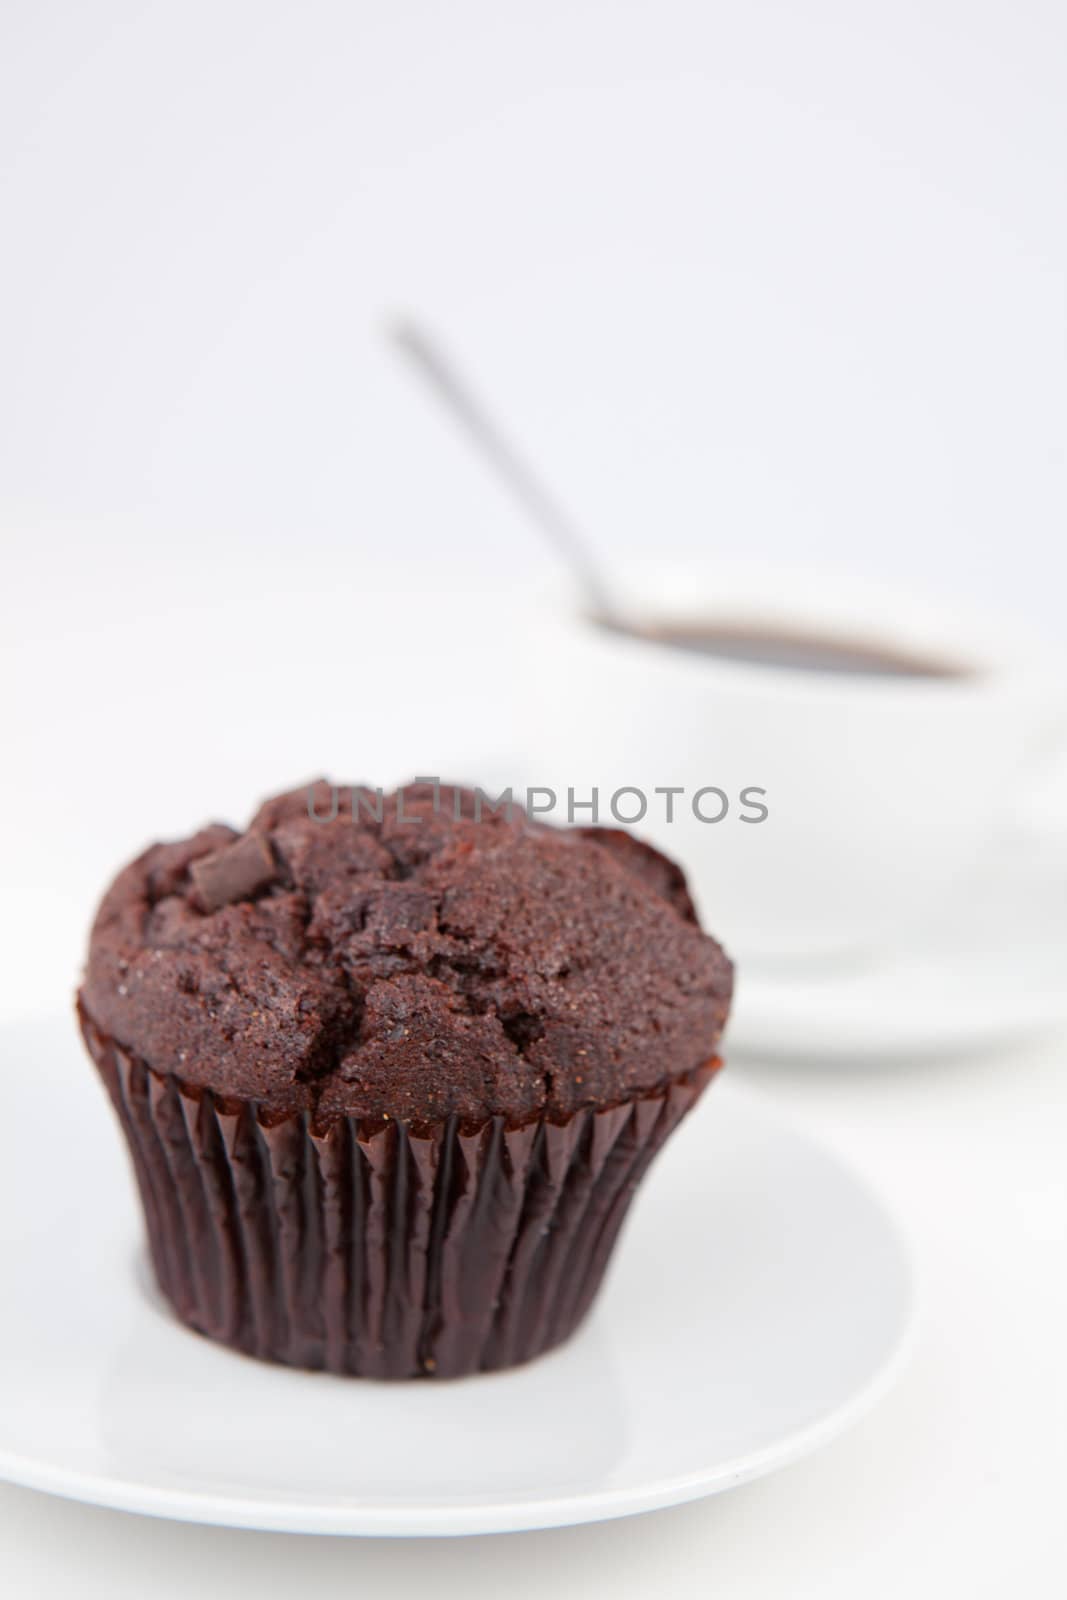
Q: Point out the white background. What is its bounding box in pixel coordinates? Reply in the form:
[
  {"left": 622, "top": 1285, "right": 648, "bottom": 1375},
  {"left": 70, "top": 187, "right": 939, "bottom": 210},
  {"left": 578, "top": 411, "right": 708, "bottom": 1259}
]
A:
[{"left": 2, "top": 1, "right": 1066, "bottom": 1594}]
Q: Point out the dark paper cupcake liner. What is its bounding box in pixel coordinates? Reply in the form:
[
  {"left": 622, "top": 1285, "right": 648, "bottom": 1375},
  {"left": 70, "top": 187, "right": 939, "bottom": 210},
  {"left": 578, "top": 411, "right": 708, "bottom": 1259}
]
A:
[{"left": 79, "top": 1007, "right": 719, "bottom": 1379}]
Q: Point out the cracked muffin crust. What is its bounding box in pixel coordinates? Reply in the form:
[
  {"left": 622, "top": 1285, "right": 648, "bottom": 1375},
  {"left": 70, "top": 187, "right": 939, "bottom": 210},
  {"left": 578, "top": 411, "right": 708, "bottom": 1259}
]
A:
[{"left": 79, "top": 780, "right": 733, "bottom": 1130}]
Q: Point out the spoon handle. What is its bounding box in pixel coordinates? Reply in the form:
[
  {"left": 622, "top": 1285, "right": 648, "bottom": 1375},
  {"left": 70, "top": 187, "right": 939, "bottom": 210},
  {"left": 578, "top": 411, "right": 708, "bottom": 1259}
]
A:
[{"left": 390, "top": 318, "right": 616, "bottom": 622}]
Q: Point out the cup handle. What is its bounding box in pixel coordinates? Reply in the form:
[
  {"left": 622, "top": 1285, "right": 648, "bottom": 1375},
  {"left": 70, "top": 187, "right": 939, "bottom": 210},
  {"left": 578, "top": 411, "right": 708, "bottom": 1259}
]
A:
[{"left": 1009, "top": 711, "right": 1067, "bottom": 857}]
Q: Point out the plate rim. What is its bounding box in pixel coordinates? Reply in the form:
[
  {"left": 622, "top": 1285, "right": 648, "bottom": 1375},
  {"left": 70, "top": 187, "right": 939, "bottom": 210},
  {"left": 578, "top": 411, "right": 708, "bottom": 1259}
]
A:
[{"left": 0, "top": 1309, "right": 915, "bottom": 1535}]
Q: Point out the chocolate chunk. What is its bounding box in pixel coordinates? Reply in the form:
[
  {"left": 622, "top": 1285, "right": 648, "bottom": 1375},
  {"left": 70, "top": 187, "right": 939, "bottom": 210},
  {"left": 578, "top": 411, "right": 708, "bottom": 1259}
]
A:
[{"left": 190, "top": 832, "right": 276, "bottom": 911}]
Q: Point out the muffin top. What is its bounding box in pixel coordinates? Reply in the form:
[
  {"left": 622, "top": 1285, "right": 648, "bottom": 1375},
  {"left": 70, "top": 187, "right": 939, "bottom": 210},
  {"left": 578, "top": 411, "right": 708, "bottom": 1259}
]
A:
[{"left": 80, "top": 781, "right": 733, "bottom": 1128}]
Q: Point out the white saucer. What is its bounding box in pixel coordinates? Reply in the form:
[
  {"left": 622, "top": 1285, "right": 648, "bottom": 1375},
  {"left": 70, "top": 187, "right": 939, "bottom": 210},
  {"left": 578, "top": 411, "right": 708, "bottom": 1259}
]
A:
[
  {"left": 728, "top": 838, "right": 1067, "bottom": 1062},
  {"left": 0, "top": 1016, "right": 913, "bottom": 1537}
]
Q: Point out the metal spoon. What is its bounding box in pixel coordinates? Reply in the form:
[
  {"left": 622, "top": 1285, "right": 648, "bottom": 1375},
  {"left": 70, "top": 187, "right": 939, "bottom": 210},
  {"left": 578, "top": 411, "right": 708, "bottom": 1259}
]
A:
[{"left": 389, "top": 317, "right": 619, "bottom": 624}]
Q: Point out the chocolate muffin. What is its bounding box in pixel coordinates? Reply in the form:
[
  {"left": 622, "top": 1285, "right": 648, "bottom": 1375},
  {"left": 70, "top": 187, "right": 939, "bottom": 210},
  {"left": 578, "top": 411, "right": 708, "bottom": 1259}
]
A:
[{"left": 78, "top": 781, "right": 733, "bottom": 1378}]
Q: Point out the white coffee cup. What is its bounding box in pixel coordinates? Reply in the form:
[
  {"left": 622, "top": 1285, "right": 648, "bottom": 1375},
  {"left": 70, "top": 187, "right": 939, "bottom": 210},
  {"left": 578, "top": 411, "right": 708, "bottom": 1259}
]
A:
[{"left": 518, "top": 560, "right": 1066, "bottom": 971}]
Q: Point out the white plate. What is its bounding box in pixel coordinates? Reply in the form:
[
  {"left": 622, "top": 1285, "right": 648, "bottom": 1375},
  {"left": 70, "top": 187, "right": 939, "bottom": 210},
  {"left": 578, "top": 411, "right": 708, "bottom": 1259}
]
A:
[
  {"left": 0, "top": 1015, "right": 913, "bottom": 1537},
  {"left": 728, "top": 837, "right": 1067, "bottom": 1061}
]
